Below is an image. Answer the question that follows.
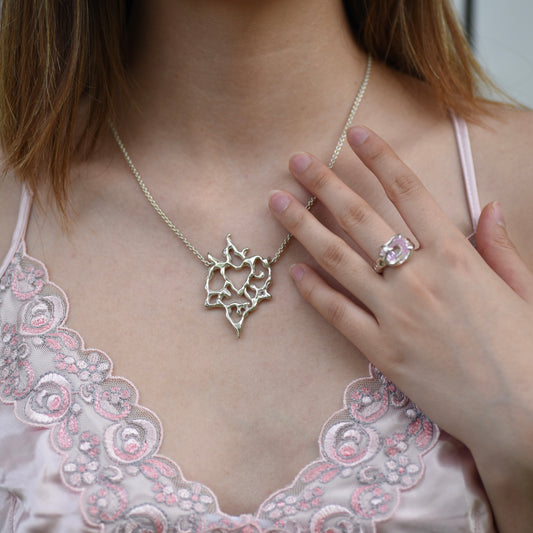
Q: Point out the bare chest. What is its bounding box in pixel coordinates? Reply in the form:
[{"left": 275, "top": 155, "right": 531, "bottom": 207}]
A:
[{"left": 25, "top": 219, "right": 370, "bottom": 515}]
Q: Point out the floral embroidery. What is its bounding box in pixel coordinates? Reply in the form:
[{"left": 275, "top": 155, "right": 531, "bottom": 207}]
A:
[
  {"left": 0, "top": 243, "right": 439, "bottom": 532},
  {"left": 152, "top": 481, "right": 179, "bottom": 506},
  {"left": 262, "top": 488, "right": 323, "bottom": 522},
  {"left": 0, "top": 323, "right": 30, "bottom": 398},
  {"left": 63, "top": 431, "right": 101, "bottom": 486}
]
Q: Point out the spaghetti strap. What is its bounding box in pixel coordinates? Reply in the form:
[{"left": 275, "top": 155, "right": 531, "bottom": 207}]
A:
[
  {"left": 0, "top": 184, "right": 33, "bottom": 279},
  {"left": 450, "top": 111, "right": 481, "bottom": 237}
]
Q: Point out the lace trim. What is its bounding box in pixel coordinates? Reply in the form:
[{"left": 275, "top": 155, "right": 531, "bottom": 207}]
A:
[{"left": 0, "top": 243, "right": 439, "bottom": 532}]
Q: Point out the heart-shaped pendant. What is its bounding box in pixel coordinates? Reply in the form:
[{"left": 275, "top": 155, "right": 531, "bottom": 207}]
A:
[{"left": 205, "top": 235, "right": 272, "bottom": 337}]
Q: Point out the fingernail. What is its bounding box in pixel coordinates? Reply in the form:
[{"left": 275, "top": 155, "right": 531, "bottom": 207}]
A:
[
  {"left": 492, "top": 201, "right": 505, "bottom": 227},
  {"left": 269, "top": 191, "right": 291, "bottom": 213},
  {"left": 290, "top": 152, "right": 312, "bottom": 173},
  {"left": 348, "top": 126, "right": 369, "bottom": 147},
  {"left": 290, "top": 264, "right": 305, "bottom": 282}
]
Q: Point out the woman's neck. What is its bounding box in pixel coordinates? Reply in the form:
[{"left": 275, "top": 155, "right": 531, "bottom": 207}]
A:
[{"left": 123, "top": 0, "right": 368, "bottom": 163}]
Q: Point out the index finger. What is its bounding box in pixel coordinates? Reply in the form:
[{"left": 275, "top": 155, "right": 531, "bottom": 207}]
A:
[{"left": 347, "top": 126, "right": 456, "bottom": 244}]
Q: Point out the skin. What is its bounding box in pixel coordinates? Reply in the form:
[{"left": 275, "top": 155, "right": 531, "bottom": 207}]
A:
[{"left": 0, "top": 0, "right": 532, "bottom": 528}]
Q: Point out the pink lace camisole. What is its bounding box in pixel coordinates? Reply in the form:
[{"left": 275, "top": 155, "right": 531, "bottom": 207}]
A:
[{"left": 0, "top": 115, "right": 495, "bottom": 532}]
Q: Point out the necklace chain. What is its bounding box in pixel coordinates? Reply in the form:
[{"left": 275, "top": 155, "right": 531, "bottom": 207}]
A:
[{"left": 110, "top": 55, "right": 372, "bottom": 268}]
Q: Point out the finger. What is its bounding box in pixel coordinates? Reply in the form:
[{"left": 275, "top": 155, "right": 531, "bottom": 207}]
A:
[
  {"left": 347, "top": 126, "right": 455, "bottom": 244},
  {"left": 289, "top": 262, "right": 380, "bottom": 351},
  {"left": 476, "top": 202, "right": 533, "bottom": 303},
  {"left": 269, "top": 190, "right": 383, "bottom": 307},
  {"left": 289, "top": 152, "right": 397, "bottom": 261}
]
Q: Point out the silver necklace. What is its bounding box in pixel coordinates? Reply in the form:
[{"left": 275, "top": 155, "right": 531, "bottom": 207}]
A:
[{"left": 111, "top": 55, "right": 372, "bottom": 338}]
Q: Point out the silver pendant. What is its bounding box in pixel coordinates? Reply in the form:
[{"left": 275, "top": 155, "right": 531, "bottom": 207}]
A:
[{"left": 205, "top": 235, "right": 272, "bottom": 337}]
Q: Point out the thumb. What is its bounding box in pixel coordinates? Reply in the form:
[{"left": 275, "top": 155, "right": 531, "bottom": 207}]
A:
[{"left": 476, "top": 202, "right": 533, "bottom": 302}]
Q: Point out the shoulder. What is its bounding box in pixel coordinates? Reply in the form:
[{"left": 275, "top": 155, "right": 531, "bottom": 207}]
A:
[
  {"left": 468, "top": 105, "right": 533, "bottom": 167},
  {"left": 467, "top": 105, "right": 533, "bottom": 267}
]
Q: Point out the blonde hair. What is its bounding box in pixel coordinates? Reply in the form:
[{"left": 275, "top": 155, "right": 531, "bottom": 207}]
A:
[{"left": 0, "top": 0, "right": 496, "bottom": 215}]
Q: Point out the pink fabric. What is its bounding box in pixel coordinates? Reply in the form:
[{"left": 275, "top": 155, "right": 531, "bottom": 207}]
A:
[
  {"left": 0, "top": 120, "right": 494, "bottom": 532},
  {"left": 0, "top": 402, "right": 97, "bottom": 532},
  {"left": 451, "top": 112, "right": 482, "bottom": 237},
  {"left": 0, "top": 185, "right": 31, "bottom": 280}
]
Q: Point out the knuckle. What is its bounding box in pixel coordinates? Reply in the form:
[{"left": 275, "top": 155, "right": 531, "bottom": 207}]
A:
[
  {"left": 309, "top": 169, "right": 330, "bottom": 192},
  {"left": 434, "top": 235, "right": 471, "bottom": 272},
  {"left": 405, "top": 270, "right": 442, "bottom": 305},
  {"left": 338, "top": 202, "right": 369, "bottom": 232},
  {"left": 387, "top": 172, "right": 421, "bottom": 203},
  {"left": 476, "top": 229, "right": 515, "bottom": 258},
  {"left": 366, "top": 144, "right": 387, "bottom": 165},
  {"left": 321, "top": 241, "right": 345, "bottom": 271},
  {"left": 489, "top": 230, "right": 515, "bottom": 253},
  {"left": 371, "top": 329, "right": 409, "bottom": 371},
  {"left": 385, "top": 349, "right": 409, "bottom": 374},
  {"left": 299, "top": 278, "right": 315, "bottom": 302},
  {"left": 324, "top": 299, "right": 346, "bottom": 325},
  {"left": 287, "top": 208, "right": 306, "bottom": 233}
]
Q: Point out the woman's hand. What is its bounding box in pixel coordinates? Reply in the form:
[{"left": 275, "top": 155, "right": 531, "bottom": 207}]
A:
[{"left": 268, "top": 126, "right": 533, "bottom": 532}]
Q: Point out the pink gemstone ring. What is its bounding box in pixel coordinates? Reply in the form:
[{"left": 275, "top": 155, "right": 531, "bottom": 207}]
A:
[{"left": 373, "top": 234, "right": 415, "bottom": 274}]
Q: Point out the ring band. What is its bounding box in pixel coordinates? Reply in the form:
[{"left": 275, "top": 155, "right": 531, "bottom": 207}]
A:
[{"left": 373, "top": 234, "right": 415, "bottom": 274}]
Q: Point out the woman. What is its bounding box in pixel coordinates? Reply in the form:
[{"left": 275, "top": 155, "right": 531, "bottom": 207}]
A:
[{"left": 0, "top": 0, "right": 531, "bottom": 531}]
